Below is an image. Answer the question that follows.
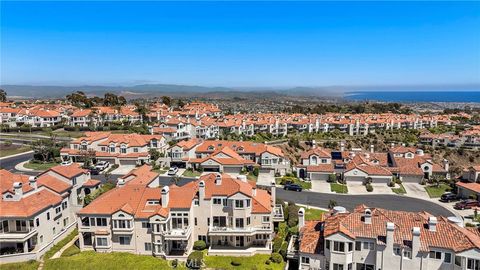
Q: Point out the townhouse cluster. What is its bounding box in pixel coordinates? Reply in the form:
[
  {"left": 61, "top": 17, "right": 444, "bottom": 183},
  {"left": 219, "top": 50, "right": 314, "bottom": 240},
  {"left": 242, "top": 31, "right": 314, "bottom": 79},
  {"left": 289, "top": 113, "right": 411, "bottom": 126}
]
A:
[
  {"left": 297, "top": 143, "right": 450, "bottom": 184},
  {"left": 292, "top": 205, "right": 480, "bottom": 270},
  {"left": 0, "top": 101, "right": 470, "bottom": 141},
  {"left": 0, "top": 164, "right": 99, "bottom": 263},
  {"left": 76, "top": 165, "right": 283, "bottom": 259},
  {"left": 419, "top": 126, "right": 480, "bottom": 150}
]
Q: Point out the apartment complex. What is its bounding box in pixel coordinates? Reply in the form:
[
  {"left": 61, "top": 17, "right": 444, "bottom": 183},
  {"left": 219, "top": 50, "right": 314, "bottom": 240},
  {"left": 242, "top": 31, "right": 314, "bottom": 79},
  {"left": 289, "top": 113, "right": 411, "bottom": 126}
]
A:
[
  {"left": 456, "top": 166, "right": 480, "bottom": 200},
  {"left": 297, "top": 144, "right": 449, "bottom": 184},
  {"left": 60, "top": 131, "right": 167, "bottom": 166},
  {"left": 292, "top": 205, "right": 480, "bottom": 270},
  {"left": 168, "top": 139, "right": 290, "bottom": 176},
  {"left": 419, "top": 127, "right": 480, "bottom": 150},
  {"left": 77, "top": 165, "right": 283, "bottom": 259},
  {"left": 0, "top": 164, "right": 92, "bottom": 263}
]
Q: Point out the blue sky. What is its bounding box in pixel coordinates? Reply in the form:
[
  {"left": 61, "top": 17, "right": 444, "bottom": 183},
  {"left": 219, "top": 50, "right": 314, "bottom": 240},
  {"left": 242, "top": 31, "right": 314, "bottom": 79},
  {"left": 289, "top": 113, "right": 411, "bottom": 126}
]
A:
[{"left": 1, "top": 1, "right": 479, "bottom": 87}]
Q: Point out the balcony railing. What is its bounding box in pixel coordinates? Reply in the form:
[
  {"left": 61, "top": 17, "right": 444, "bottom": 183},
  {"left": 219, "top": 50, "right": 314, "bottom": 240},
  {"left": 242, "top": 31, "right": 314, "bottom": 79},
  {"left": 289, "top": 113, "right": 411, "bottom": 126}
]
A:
[
  {"left": 273, "top": 204, "right": 284, "bottom": 222},
  {"left": 164, "top": 226, "right": 192, "bottom": 239},
  {"left": 208, "top": 225, "right": 271, "bottom": 235}
]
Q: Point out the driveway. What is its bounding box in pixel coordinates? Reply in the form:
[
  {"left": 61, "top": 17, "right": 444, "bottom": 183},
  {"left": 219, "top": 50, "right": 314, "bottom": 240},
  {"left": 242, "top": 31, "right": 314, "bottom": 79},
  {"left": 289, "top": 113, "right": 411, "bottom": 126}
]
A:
[
  {"left": 311, "top": 180, "right": 332, "bottom": 193},
  {"left": 257, "top": 172, "right": 274, "bottom": 186},
  {"left": 347, "top": 182, "right": 394, "bottom": 195},
  {"left": 403, "top": 183, "right": 429, "bottom": 199},
  {"left": 110, "top": 165, "right": 136, "bottom": 175}
]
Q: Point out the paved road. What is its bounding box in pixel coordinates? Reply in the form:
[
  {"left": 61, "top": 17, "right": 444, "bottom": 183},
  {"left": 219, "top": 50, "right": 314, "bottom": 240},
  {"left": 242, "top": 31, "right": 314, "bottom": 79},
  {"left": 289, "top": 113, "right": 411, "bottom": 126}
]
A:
[
  {"left": 277, "top": 189, "right": 455, "bottom": 217},
  {"left": 0, "top": 152, "right": 455, "bottom": 217}
]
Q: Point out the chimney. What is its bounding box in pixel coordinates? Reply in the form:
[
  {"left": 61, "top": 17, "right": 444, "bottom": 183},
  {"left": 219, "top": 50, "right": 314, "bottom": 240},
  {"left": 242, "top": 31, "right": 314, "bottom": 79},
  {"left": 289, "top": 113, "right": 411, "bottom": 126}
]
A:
[
  {"left": 428, "top": 216, "right": 437, "bottom": 232},
  {"left": 298, "top": 208, "right": 305, "bottom": 229},
  {"left": 411, "top": 227, "right": 421, "bottom": 257},
  {"left": 386, "top": 222, "right": 395, "bottom": 250},
  {"left": 370, "top": 145, "right": 374, "bottom": 153},
  {"left": 215, "top": 174, "right": 222, "bottom": 185},
  {"left": 443, "top": 159, "right": 449, "bottom": 172},
  {"left": 13, "top": 182, "right": 23, "bottom": 196},
  {"left": 312, "top": 140, "right": 316, "bottom": 149},
  {"left": 161, "top": 186, "right": 169, "bottom": 207},
  {"left": 148, "top": 125, "right": 153, "bottom": 135},
  {"left": 363, "top": 208, "right": 372, "bottom": 224},
  {"left": 29, "top": 176, "right": 37, "bottom": 189},
  {"left": 199, "top": 181, "right": 205, "bottom": 201},
  {"left": 340, "top": 142, "right": 345, "bottom": 152},
  {"left": 252, "top": 186, "right": 257, "bottom": 196},
  {"left": 270, "top": 180, "right": 276, "bottom": 203},
  {"left": 117, "top": 178, "right": 126, "bottom": 187},
  {"left": 391, "top": 143, "right": 395, "bottom": 148}
]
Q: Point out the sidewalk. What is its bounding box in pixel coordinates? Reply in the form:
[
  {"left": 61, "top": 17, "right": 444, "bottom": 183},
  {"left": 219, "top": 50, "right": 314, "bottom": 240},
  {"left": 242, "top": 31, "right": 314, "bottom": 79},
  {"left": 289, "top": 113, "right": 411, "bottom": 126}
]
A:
[{"left": 15, "top": 160, "right": 41, "bottom": 172}]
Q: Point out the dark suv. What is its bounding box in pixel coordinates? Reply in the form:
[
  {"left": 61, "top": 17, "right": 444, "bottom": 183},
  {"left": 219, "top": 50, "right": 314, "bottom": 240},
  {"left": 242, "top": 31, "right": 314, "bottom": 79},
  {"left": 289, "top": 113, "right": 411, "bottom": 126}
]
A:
[
  {"left": 454, "top": 200, "right": 480, "bottom": 210},
  {"left": 284, "top": 184, "right": 302, "bottom": 192},
  {"left": 440, "top": 192, "right": 458, "bottom": 203}
]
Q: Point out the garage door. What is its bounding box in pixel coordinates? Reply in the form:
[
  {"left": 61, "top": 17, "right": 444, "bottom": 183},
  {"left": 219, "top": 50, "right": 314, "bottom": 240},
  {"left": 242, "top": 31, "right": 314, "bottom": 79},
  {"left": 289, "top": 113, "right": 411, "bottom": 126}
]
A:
[
  {"left": 346, "top": 176, "right": 366, "bottom": 182},
  {"left": 203, "top": 166, "right": 220, "bottom": 172},
  {"left": 259, "top": 168, "right": 274, "bottom": 176},
  {"left": 371, "top": 177, "right": 391, "bottom": 184},
  {"left": 120, "top": 159, "right": 137, "bottom": 166},
  {"left": 310, "top": 173, "right": 329, "bottom": 181},
  {"left": 98, "top": 158, "right": 115, "bottom": 164},
  {"left": 224, "top": 167, "right": 241, "bottom": 174}
]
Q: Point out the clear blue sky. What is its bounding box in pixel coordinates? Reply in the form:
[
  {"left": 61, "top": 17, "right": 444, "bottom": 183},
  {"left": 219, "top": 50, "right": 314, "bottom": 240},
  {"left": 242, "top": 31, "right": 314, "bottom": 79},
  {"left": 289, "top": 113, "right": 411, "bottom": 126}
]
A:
[{"left": 1, "top": 1, "right": 479, "bottom": 87}]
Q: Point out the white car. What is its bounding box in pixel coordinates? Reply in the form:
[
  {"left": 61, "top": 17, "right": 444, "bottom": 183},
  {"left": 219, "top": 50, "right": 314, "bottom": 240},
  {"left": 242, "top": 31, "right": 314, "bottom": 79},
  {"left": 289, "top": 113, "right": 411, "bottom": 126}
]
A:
[
  {"left": 61, "top": 160, "right": 72, "bottom": 166},
  {"left": 95, "top": 161, "right": 110, "bottom": 171},
  {"left": 167, "top": 167, "right": 179, "bottom": 176}
]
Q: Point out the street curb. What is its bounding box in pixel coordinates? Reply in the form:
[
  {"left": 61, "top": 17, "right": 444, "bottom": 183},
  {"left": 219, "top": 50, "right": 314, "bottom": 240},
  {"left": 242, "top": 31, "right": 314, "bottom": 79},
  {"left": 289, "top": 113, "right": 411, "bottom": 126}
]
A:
[{"left": 0, "top": 150, "right": 33, "bottom": 161}]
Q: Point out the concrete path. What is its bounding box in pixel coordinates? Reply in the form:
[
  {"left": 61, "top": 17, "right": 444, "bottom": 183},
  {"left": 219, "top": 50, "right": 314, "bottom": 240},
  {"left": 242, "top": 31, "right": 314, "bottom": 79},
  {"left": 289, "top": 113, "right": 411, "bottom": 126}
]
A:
[{"left": 14, "top": 160, "right": 41, "bottom": 172}]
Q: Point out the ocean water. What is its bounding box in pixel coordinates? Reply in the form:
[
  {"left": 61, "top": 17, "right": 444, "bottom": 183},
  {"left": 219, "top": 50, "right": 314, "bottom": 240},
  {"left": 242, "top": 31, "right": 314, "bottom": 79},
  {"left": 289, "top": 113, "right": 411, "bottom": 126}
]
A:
[{"left": 345, "top": 91, "right": 480, "bottom": 103}]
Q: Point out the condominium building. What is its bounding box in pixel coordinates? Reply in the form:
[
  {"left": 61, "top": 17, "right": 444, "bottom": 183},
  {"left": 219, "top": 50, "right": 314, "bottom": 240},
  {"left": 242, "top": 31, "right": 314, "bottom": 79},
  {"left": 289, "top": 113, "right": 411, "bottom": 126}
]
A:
[
  {"left": 77, "top": 165, "right": 283, "bottom": 259},
  {"left": 291, "top": 205, "right": 480, "bottom": 270},
  {"left": 0, "top": 164, "right": 92, "bottom": 263}
]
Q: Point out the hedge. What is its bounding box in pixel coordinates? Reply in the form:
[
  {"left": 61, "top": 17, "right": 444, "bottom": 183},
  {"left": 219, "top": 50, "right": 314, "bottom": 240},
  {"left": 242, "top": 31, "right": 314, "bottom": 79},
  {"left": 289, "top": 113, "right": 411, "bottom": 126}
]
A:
[{"left": 193, "top": 240, "right": 207, "bottom": 251}]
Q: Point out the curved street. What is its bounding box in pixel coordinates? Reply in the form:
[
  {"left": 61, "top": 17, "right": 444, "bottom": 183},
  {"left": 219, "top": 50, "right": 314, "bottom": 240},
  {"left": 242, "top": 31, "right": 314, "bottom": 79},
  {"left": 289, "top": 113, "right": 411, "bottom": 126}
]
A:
[{"left": 0, "top": 151, "right": 456, "bottom": 217}]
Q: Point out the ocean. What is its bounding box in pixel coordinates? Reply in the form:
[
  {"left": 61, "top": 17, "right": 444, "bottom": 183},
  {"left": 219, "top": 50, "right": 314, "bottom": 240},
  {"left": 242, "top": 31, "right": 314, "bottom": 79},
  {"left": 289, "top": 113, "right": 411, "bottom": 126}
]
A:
[{"left": 344, "top": 91, "right": 480, "bottom": 103}]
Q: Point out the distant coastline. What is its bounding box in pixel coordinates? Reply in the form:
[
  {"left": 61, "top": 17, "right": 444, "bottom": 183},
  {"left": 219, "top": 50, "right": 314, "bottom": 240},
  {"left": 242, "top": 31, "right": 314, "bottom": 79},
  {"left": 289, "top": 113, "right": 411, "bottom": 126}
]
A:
[{"left": 344, "top": 91, "right": 480, "bottom": 103}]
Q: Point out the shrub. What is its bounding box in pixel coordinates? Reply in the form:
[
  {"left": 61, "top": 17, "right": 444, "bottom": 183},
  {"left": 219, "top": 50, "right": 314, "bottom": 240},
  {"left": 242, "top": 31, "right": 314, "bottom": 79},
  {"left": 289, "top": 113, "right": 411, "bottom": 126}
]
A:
[
  {"left": 328, "top": 199, "right": 337, "bottom": 209},
  {"left": 253, "top": 167, "right": 259, "bottom": 176},
  {"left": 265, "top": 259, "right": 271, "bottom": 265},
  {"left": 231, "top": 258, "right": 242, "bottom": 266},
  {"left": 279, "top": 241, "right": 288, "bottom": 258},
  {"left": 366, "top": 183, "right": 373, "bottom": 192},
  {"left": 187, "top": 251, "right": 203, "bottom": 269},
  {"left": 193, "top": 240, "right": 207, "bottom": 251},
  {"left": 273, "top": 237, "right": 283, "bottom": 252},
  {"left": 388, "top": 181, "right": 395, "bottom": 187},
  {"left": 328, "top": 173, "right": 336, "bottom": 183},
  {"left": 270, "top": 252, "right": 283, "bottom": 263}
]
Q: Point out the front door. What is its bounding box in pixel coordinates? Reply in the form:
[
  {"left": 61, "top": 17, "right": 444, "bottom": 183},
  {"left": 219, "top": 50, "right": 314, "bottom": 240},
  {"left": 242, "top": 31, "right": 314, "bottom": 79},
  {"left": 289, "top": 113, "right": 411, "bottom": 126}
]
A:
[{"left": 235, "top": 236, "right": 244, "bottom": 247}]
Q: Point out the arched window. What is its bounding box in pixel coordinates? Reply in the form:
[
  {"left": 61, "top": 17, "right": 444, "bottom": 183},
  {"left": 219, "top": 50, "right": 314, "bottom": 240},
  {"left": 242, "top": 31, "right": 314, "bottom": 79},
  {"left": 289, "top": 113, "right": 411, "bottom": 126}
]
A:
[{"left": 311, "top": 156, "right": 318, "bottom": 165}]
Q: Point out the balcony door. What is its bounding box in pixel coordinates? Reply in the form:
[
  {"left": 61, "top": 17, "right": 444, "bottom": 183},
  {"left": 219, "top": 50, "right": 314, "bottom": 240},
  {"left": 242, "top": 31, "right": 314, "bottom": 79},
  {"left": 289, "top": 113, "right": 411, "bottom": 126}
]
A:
[{"left": 235, "top": 236, "right": 244, "bottom": 247}]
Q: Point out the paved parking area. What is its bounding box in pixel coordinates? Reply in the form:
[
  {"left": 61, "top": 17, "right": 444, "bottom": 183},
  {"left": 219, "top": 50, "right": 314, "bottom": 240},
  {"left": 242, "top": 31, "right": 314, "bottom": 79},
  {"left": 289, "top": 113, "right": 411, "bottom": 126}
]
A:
[
  {"left": 347, "top": 182, "right": 394, "bottom": 195},
  {"left": 257, "top": 172, "right": 274, "bottom": 186}
]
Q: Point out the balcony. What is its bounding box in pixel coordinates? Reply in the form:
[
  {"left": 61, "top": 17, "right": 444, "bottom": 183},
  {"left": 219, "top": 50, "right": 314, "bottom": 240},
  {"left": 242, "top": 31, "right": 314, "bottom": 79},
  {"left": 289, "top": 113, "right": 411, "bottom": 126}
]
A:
[
  {"left": 0, "top": 227, "right": 37, "bottom": 242},
  {"left": 164, "top": 226, "right": 192, "bottom": 240},
  {"left": 208, "top": 225, "right": 272, "bottom": 236},
  {"left": 273, "top": 204, "right": 284, "bottom": 222}
]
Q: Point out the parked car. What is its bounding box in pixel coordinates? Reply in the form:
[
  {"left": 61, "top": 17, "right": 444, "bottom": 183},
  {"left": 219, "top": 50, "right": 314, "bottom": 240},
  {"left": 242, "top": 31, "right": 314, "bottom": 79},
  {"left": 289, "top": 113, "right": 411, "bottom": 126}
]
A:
[
  {"left": 168, "top": 167, "right": 179, "bottom": 176},
  {"left": 61, "top": 160, "right": 72, "bottom": 166},
  {"left": 95, "top": 161, "right": 110, "bottom": 171},
  {"left": 440, "top": 192, "right": 459, "bottom": 203},
  {"left": 454, "top": 200, "right": 480, "bottom": 210},
  {"left": 284, "top": 183, "right": 302, "bottom": 192},
  {"left": 89, "top": 167, "right": 101, "bottom": 175}
]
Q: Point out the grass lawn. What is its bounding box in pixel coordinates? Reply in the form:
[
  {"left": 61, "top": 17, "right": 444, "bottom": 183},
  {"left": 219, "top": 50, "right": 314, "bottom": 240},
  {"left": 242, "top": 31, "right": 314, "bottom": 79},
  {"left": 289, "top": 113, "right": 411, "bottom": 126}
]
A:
[
  {"left": 392, "top": 183, "right": 407, "bottom": 195},
  {"left": 425, "top": 184, "right": 451, "bottom": 198},
  {"left": 305, "top": 208, "right": 327, "bottom": 221},
  {"left": 43, "top": 229, "right": 78, "bottom": 259},
  {"left": 330, "top": 182, "right": 348, "bottom": 194},
  {"left": 43, "top": 251, "right": 179, "bottom": 270},
  {"left": 182, "top": 169, "right": 202, "bottom": 177},
  {"left": 204, "top": 254, "right": 284, "bottom": 270},
  {"left": 24, "top": 161, "right": 59, "bottom": 171},
  {"left": 0, "top": 144, "right": 31, "bottom": 157},
  {"left": 61, "top": 244, "right": 80, "bottom": 257},
  {"left": 0, "top": 260, "right": 40, "bottom": 270},
  {"left": 152, "top": 169, "right": 167, "bottom": 174},
  {"left": 51, "top": 130, "right": 85, "bottom": 138},
  {"left": 276, "top": 176, "right": 311, "bottom": 190}
]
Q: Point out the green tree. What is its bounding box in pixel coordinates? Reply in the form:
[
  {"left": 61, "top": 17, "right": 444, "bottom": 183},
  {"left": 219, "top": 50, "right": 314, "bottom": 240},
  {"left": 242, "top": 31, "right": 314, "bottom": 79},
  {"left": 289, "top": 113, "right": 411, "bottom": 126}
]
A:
[
  {"left": 161, "top": 96, "right": 172, "bottom": 106},
  {"left": 0, "top": 89, "right": 6, "bottom": 102}
]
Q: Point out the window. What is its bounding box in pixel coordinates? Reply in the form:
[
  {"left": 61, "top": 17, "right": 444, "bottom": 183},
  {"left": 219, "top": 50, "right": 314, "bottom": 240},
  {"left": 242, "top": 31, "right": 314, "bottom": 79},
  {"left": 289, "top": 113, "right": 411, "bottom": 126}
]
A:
[
  {"left": 36, "top": 218, "right": 40, "bottom": 227},
  {"left": 363, "top": 242, "right": 374, "bottom": 250},
  {"left": 134, "top": 148, "right": 138, "bottom": 153},
  {"left": 393, "top": 247, "right": 401, "bottom": 256},
  {"left": 235, "top": 218, "right": 244, "bottom": 228},
  {"left": 355, "top": 241, "right": 361, "bottom": 251},
  {"left": 213, "top": 198, "right": 222, "bottom": 205},
  {"left": 333, "top": 241, "right": 345, "bottom": 252},
  {"left": 246, "top": 199, "right": 250, "bottom": 208},
  {"left": 301, "top": 256, "right": 310, "bottom": 264},
  {"left": 62, "top": 201, "right": 68, "bottom": 210},
  {"left": 325, "top": 240, "right": 330, "bottom": 250},
  {"left": 195, "top": 218, "right": 197, "bottom": 226},
  {"left": 246, "top": 217, "right": 251, "bottom": 225},
  {"left": 222, "top": 199, "right": 227, "bottom": 206},
  {"left": 47, "top": 212, "right": 50, "bottom": 220},
  {"left": 467, "top": 258, "right": 479, "bottom": 270},
  {"left": 262, "top": 216, "right": 270, "bottom": 223},
  {"left": 333, "top": 263, "right": 344, "bottom": 270},
  {"left": 403, "top": 250, "right": 411, "bottom": 259},
  {"left": 40, "top": 235, "right": 43, "bottom": 243},
  {"left": 348, "top": 242, "right": 353, "bottom": 252},
  {"left": 142, "top": 222, "right": 150, "bottom": 229},
  {"left": 90, "top": 218, "right": 96, "bottom": 226},
  {"left": 63, "top": 217, "right": 68, "bottom": 226},
  {"left": 455, "top": 256, "right": 462, "bottom": 266},
  {"left": 235, "top": 200, "right": 244, "bottom": 208},
  {"left": 356, "top": 264, "right": 374, "bottom": 270},
  {"left": 97, "top": 237, "right": 108, "bottom": 247},
  {"left": 145, "top": 242, "right": 152, "bottom": 251},
  {"left": 444, "top": 253, "right": 452, "bottom": 264},
  {"left": 194, "top": 199, "right": 199, "bottom": 206},
  {"left": 119, "top": 236, "right": 131, "bottom": 245},
  {"left": 96, "top": 218, "right": 107, "bottom": 227},
  {"left": 430, "top": 251, "right": 442, "bottom": 260}
]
